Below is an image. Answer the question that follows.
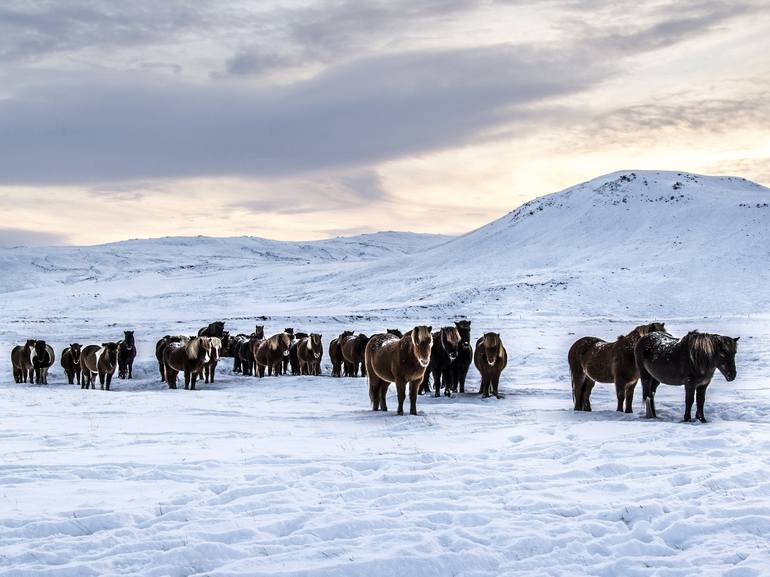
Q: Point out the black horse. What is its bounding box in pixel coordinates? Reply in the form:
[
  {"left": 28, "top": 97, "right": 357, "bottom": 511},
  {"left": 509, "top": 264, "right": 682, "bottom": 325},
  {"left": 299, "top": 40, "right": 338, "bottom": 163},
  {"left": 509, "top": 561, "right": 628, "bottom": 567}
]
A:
[
  {"left": 419, "top": 326, "right": 461, "bottom": 397},
  {"left": 635, "top": 330, "right": 739, "bottom": 423},
  {"left": 450, "top": 320, "right": 473, "bottom": 393},
  {"left": 289, "top": 332, "right": 309, "bottom": 375},
  {"left": 198, "top": 321, "right": 225, "bottom": 338},
  {"left": 118, "top": 330, "right": 136, "bottom": 379}
]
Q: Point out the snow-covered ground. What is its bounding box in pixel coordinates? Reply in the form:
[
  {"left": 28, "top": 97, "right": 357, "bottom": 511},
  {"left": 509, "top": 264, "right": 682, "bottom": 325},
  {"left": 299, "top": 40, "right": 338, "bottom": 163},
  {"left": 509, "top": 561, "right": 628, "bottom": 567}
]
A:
[{"left": 1, "top": 171, "right": 769, "bottom": 576}]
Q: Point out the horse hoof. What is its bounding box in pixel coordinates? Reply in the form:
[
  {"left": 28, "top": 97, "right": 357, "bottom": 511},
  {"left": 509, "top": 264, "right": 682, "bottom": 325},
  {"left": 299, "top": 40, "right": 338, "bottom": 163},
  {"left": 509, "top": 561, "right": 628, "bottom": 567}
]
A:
[
  {"left": 683, "top": 417, "right": 692, "bottom": 423},
  {"left": 697, "top": 416, "right": 707, "bottom": 423}
]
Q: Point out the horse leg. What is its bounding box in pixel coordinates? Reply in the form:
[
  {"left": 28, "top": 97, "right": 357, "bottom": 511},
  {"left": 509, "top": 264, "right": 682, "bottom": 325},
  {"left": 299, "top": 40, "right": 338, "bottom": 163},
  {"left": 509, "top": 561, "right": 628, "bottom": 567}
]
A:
[
  {"left": 481, "top": 375, "right": 489, "bottom": 398},
  {"left": 614, "top": 379, "right": 625, "bottom": 412},
  {"left": 433, "top": 368, "right": 442, "bottom": 398},
  {"left": 395, "top": 380, "right": 407, "bottom": 416},
  {"left": 409, "top": 380, "right": 419, "bottom": 415},
  {"left": 184, "top": 370, "right": 190, "bottom": 390},
  {"left": 105, "top": 372, "right": 112, "bottom": 391},
  {"left": 443, "top": 369, "right": 452, "bottom": 398},
  {"left": 128, "top": 361, "right": 133, "bottom": 379},
  {"left": 683, "top": 383, "right": 696, "bottom": 422},
  {"left": 572, "top": 370, "right": 586, "bottom": 411},
  {"left": 99, "top": 372, "right": 105, "bottom": 390},
  {"left": 190, "top": 371, "right": 197, "bottom": 390},
  {"left": 360, "top": 362, "right": 367, "bottom": 378},
  {"left": 582, "top": 378, "right": 595, "bottom": 411},
  {"left": 168, "top": 369, "right": 178, "bottom": 389},
  {"left": 493, "top": 374, "right": 501, "bottom": 399},
  {"left": 624, "top": 381, "right": 637, "bottom": 414},
  {"left": 696, "top": 385, "right": 708, "bottom": 423},
  {"left": 379, "top": 382, "right": 389, "bottom": 411}
]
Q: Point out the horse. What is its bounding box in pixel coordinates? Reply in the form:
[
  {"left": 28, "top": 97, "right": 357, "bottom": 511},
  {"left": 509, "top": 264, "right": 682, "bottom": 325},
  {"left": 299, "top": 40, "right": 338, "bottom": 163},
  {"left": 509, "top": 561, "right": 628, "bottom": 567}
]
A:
[
  {"left": 229, "top": 334, "right": 249, "bottom": 373},
  {"left": 219, "top": 331, "right": 231, "bottom": 357},
  {"left": 474, "top": 333, "right": 508, "bottom": 398},
  {"left": 61, "top": 343, "right": 83, "bottom": 385},
  {"left": 198, "top": 321, "right": 225, "bottom": 338},
  {"left": 282, "top": 328, "right": 295, "bottom": 374},
  {"left": 420, "top": 326, "right": 461, "bottom": 397},
  {"left": 202, "top": 337, "right": 222, "bottom": 384},
  {"left": 155, "top": 335, "right": 187, "bottom": 382},
  {"left": 450, "top": 320, "right": 473, "bottom": 393},
  {"left": 387, "top": 329, "right": 403, "bottom": 338},
  {"left": 117, "top": 330, "right": 136, "bottom": 379},
  {"left": 329, "top": 331, "right": 353, "bottom": 377},
  {"left": 289, "top": 332, "right": 309, "bottom": 375},
  {"left": 11, "top": 339, "right": 36, "bottom": 383},
  {"left": 32, "top": 340, "right": 55, "bottom": 384},
  {"left": 365, "top": 326, "right": 433, "bottom": 415},
  {"left": 635, "top": 330, "right": 739, "bottom": 422},
  {"left": 164, "top": 336, "right": 213, "bottom": 390},
  {"left": 297, "top": 333, "right": 323, "bottom": 375},
  {"left": 568, "top": 322, "right": 666, "bottom": 412},
  {"left": 342, "top": 334, "right": 370, "bottom": 377},
  {"left": 255, "top": 333, "right": 292, "bottom": 377},
  {"left": 81, "top": 342, "right": 119, "bottom": 390},
  {"left": 252, "top": 325, "right": 265, "bottom": 339}
]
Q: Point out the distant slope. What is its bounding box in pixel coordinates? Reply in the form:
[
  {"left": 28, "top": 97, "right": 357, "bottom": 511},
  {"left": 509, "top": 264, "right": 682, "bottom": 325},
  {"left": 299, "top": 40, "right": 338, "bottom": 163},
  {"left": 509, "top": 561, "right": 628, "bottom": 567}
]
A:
[
  {"left": 350, "top": 170, "right": 770, "bottom": 317},
  {"left": 1, "top": 171, "right": 767, "bottom": 321}
]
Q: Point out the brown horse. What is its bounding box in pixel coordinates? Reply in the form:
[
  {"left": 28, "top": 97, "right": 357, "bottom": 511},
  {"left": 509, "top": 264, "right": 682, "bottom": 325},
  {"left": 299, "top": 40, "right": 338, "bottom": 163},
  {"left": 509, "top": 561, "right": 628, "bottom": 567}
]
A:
[
  {"left": 61, "top": 343, "right": 83, "bottom": 385},
  {"left": 155, "top": 335, "right": 188, "bottom": 382},
  {"left": 255, "top": 332, "right": 291, "bottom": 377},
  {"left": 282, "top": 328, "right": 295, "bottom": 374},
  {"left": 329, "top": 330, "right": 353, "bottom": 377},
  {"left": 365, "top": 326, "right": 433, "bottom": 416},
  {"left": 202, "top": 337, "right": 222, "bottom": 384},
  {"left": 81, "top": 343, "right": 119, "bottom": 390},
  {"left": 11, "top": 339, "right": 36, "bottom": 383},
  {"left": 297, "top": 333, "right": 323, "bottom": 375},
  {"left": 568, "top": 322, "right": 666, "bottom": 412},
  {"left": 474, "top": 332, "right": 507, "bottom": 398},
  {"left": 164, "top": 336, "right": 213, "bottom": 390},
  {"left": 289, "top": 332, "right": 309, "bottom": 375},
  {"left": 342, "top": 333, "right": 370, "bottom": 377},
  {"left": 32, "top": 340, "right": 55, "bottom": 384},
  {"left": 117, "top": 330, "right": 136, "bottom": 379}
]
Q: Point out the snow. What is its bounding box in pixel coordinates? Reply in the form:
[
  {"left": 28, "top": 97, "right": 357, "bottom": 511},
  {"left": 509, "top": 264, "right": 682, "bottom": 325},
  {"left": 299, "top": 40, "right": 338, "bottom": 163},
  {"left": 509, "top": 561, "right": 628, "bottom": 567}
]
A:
[{"left": 1, "top": 171, "right": 769, "bottom": 576}]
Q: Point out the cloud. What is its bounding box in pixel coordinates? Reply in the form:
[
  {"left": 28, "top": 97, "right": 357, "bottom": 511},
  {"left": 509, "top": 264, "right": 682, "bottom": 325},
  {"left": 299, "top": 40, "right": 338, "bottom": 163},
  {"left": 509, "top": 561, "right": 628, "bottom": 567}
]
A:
[
  {"left": 0, "top": 43, "right": 610, "bottom": 185},
  {"left": 0, "top": 227, "right": 69, "bottom": 246},
  {"left": 0, "top": 1, "right": 210, "bottom": 62}
]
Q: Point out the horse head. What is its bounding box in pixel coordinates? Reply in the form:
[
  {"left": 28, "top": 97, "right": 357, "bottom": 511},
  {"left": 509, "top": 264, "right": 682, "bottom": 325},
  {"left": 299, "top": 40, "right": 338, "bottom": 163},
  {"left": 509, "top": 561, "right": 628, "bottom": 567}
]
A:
[
  {"left": 480, "top": 333, "right": 502, "bottom": 367},
  {"left": 716, "top": 335, "right": 739, "bottom": 382},
  {"left": 253, "top": 325, "right": 265, "bottom": 339},
  {"left": 123, "top": 330, "right": 135, "bottom": 349},
  {"left": 440, "top": 327, "right": 461, "bottom": 361},
  {"left": 310, "top": 333, "right": 323, "bottom": 359},
  {"left": 455, "top": 320, "right": 472, "bottom": 347},
  {"left": 410, "top": 326, "right": 433, "bottom": 367},
  {"left": 70, "top": 343, "right": 82, "bottom": 364}
]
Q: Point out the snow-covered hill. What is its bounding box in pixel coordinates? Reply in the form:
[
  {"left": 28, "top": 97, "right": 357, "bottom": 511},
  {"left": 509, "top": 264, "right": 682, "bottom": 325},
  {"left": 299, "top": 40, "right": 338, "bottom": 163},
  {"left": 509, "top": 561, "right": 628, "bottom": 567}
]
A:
[{"left": 1, "top": 170, "right": 766, "bottom": 322}]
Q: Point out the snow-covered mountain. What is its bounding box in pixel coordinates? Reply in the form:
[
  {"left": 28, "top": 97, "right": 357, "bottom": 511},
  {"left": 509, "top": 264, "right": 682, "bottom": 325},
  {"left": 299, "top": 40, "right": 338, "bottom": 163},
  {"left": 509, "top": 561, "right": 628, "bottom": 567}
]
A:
[{"left": 1, "top": 170, "right": 767, "bottom": 322}]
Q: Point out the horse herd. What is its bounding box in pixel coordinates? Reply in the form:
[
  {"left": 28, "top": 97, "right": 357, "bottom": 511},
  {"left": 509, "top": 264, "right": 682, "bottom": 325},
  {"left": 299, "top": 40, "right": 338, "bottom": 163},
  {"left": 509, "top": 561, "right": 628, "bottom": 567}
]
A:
[{"left": 9, "top": 319, "right": 740, "bottom": 422}]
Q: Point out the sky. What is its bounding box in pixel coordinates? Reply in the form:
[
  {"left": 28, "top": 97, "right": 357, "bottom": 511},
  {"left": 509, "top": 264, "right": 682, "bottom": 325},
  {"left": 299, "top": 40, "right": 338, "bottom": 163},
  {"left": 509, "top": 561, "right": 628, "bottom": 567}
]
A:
[{"left": 0, "top": 0, "right": 769, "bottom": 246}]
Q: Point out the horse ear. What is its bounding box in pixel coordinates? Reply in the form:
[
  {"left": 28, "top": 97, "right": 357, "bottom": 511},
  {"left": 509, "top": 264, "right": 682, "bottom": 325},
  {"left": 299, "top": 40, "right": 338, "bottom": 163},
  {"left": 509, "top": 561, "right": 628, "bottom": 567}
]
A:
[
  {"left": 427, "top": 326, "right": 432, "bottom": 332},
  {"left": 734, "top": 336, "right": 740, "bottom": 342}
]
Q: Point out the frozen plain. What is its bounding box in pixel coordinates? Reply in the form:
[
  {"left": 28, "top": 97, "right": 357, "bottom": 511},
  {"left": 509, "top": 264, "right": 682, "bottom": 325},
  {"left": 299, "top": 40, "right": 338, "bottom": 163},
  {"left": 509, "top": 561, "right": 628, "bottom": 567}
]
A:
[{"left": 1, "top": 171, "right": 769, "bottom": 576}]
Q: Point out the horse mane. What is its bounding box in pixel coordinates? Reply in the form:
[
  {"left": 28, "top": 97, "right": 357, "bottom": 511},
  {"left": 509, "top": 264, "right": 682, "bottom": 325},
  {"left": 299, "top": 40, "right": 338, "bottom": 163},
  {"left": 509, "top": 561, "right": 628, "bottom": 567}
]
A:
[
  {"left": 683, "top": 331, "right": 721, "bottom": 372},
  {"left": 186, "top": 337, "right": 209, "bottom": 359}
]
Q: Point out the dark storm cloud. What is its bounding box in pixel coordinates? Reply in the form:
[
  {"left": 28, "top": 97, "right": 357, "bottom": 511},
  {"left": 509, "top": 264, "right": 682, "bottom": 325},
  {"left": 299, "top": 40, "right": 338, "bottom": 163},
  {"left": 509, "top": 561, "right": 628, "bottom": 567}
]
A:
[
  {"left": 0, "top": 43, "right": 610, "bottom": 185},
  {"left": 0, "top": 227, "right": 69, "bottom": 246}
]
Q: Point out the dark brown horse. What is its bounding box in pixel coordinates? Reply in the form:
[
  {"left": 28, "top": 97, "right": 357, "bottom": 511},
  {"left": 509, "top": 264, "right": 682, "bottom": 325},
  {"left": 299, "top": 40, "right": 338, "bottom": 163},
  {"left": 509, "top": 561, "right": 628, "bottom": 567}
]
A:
[
  {"left": 568, "top": 322, "right": 665, "bottom": 412},
  {"left": 289, "top": 332, "right": 309, "bottom": 375},
  {"left": 118, "top": 330, "right": 136, "bottom": 379},
  {"left": 61, "top": 343, "right": 83, "bottom": 385},
  {"left": 474, "top": 332, "right": 507, "bottom": 398},
  {"left": 81, "top": 343, "right": 119, "bottom": 390},
  {"left": 32, "top": 340, "right": 55, "bottom": 384},
  {"left": 155, "top": 335, "right": 187, "bottom": 382},
  {"left": 11, "top": 339, "right": 36, "bottom": 383},
  {"left": 255, "top": 332, "right": 291, "bottom": 377},
  {"left": 387, "top": 329, "right": 403, "bottom": 338},
  {"left": 282, "top": 328, "right": 295, "bottom": 374},
  {"left": 164, "top": 336, "right": 213, "bottom": 390},
  {"left": 198, "top": 321, "right": 225, "bottom": 338},
  {"left": 342, "top": 333, "right": 370, "bottom": 377},
  {"left": 636, "top": 330, "right": 739, "bottom": 422},
  {"left": 365, "top": 326, "right": 433, "bottom": 416},
  {"left": 297, "top": 333, "right": 323, "bottom": 375},
  {"left": 329, "top": 330, "right": 353, "bottom": 377},
  {"left": 419, "top": 326, "right": 461, "bottom": 397},
  {"left": 450, "top": 320, "right": 473, "bottom": 393}
]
